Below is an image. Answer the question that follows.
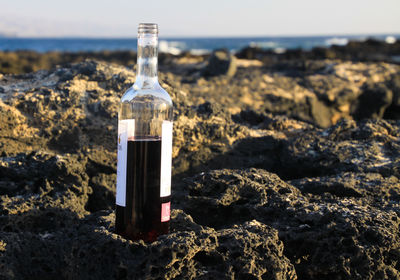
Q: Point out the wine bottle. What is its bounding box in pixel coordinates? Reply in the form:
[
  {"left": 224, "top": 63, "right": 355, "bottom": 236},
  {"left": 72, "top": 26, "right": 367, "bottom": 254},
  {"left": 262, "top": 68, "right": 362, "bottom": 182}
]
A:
[{"left": 115, "top": 23, "right": 173, "bottom": 242}]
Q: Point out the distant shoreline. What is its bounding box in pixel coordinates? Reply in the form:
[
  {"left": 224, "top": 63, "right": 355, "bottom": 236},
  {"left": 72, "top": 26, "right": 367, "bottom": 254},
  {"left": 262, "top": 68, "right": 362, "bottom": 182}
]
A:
[
  {"left": 1, "top": 32, "right": 400, "bottom": 39},
  {"left": 1, "top": 37, "right": 399, "bottom": 74},
  {"left": 0, "top": 34, "right": 399, "bottom": 54}
]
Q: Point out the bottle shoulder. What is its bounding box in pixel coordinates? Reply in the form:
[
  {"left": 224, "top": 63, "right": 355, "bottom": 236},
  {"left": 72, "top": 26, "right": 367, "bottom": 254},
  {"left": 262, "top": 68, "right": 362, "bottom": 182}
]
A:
[{"left": 121, "top": 83, "right": 173, "bottom": 107}]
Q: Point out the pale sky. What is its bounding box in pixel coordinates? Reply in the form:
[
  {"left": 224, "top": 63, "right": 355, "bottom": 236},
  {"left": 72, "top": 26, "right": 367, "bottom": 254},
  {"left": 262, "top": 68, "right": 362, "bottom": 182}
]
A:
[{"left": 0, "top": 0, "right": 399, "bottom": 37}]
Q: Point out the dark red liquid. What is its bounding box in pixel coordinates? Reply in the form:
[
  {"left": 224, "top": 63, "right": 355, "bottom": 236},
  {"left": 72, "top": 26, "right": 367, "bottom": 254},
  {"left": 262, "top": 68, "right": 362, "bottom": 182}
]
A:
[{"left": 115, "top": 138, "right": 170, "bottom": 242}]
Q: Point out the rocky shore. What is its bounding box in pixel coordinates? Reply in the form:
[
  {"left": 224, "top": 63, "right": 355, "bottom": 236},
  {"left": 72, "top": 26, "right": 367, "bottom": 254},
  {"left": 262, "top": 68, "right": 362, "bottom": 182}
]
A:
[{"left": 0, "top": 41, "right": 400, "bottom": 279}]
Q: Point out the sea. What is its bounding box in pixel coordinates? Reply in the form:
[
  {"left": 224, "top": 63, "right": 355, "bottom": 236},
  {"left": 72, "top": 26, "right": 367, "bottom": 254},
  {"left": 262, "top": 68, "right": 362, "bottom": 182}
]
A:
[{"left": 0, "top": 34, "right": 398, "bottom": 55}]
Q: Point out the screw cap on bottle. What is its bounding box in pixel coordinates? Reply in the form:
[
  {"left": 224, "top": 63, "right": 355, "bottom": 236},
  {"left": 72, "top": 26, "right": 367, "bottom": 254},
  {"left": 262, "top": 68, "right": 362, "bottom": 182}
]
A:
[{"left": 138, "top": 23, "right": 158, "bottom": 34}]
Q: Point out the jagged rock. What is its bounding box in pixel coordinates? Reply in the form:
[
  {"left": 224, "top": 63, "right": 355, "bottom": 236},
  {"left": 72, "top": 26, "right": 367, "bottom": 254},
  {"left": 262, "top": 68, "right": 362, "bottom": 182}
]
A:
[
  {"left": 290, "top": 172, "right": 400, "bottom": 201},
  {"left": 234, "top": 38, "right": 400, "bottom": 64},
  {"left": 354, "top": 83, "right": 393, "bottom": 119},
  {"left": 180, "top": 168, "right": 400, "bottom": 279},
  {"left": 203, "top": 49, "right": 237, "bottom": 77},
  {"left": 0, "top": 152, "right": 90, "bottom": 217},
  {"left": 181, "top": 61, "right": 400, "bottom": 128},
  {"left": 279, "top": 119, "right": 400, "bottom": 179},
  {"left": 0, "top": 60, "right": 399, "bottom": 279},
  {"left": 0, "top": 209, "right": 296, "bottom": 279},
  {"left": 235, "top": 46, "right": 267, "bottom": 60},
  {"left": 384, "top": 74, "right": 400, "bottom": 119}
]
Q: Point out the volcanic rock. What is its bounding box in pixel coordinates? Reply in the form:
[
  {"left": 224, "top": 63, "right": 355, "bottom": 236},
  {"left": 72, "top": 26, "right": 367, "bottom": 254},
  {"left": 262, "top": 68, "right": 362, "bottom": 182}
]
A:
[
  {"left": 202, "top": 49, "right": 237, "bottom": 77},
  {"left": 0, "top": 59, "right": 399, "bottom": 279}
]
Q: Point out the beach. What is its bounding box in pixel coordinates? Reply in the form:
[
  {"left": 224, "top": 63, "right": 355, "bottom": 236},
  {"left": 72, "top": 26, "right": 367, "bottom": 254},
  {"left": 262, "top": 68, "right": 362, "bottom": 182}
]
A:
[{"left": 0, "top": 39, "right": 400, "bottom": 279}]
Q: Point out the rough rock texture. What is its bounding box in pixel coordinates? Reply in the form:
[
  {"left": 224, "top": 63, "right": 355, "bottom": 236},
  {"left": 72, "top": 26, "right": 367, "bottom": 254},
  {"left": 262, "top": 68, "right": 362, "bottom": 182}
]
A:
[
  {"left": 0, "top": 58, "right": 400, "bottom": 279},
  {"left": 179, "top": 60, "right": 400, "bottom": 128},
  {"left": 179, "top": 169, "right": 400, "bottom": 279},
  {"left": 203, "top": 49, "right": 237, "bottom": 77},
  {"left": 0, "top": 208, "right": 296, "bottom": 279},
  {"left": 2, "top": 41, "right": 400, "bottom": 128}
]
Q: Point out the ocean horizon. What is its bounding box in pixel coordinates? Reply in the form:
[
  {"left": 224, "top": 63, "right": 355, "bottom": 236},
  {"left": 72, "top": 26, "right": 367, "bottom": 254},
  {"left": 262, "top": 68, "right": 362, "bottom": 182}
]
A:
[{"left": 0, "top": 34, "right": 399, "bottom": 55}]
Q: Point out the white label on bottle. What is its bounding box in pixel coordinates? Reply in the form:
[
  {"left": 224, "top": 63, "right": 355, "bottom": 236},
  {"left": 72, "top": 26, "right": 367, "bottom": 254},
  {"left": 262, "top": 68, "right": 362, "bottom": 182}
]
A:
[
  {"left": 116, "top": 119, "right": 135, "bottom": 206},
  {"left": 160, "top": 121, "right": 173, "bottom": 197}
]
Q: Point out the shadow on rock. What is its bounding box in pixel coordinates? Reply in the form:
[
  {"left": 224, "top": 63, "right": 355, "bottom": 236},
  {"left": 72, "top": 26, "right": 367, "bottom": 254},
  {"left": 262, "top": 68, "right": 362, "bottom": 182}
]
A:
[
  {"left": 0, "top": 207, "right": 296, "bottom": 279},
  {"left": 181, "top": 118, "right": 400, "bottom": 181},
  {"left": 178, "top": 168, "right": 400, "bottom": 279}
]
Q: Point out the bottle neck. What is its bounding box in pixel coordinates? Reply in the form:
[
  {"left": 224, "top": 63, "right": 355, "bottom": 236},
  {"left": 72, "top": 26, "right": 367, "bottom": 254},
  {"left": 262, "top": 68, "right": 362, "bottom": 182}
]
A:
[{"left": 135, "top": 34, "right": 158, "bottom": 88}]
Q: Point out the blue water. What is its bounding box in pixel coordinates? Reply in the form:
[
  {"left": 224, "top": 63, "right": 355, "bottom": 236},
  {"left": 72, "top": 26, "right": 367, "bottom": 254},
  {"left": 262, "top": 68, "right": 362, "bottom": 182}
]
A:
[{"left": 0, "top": 35, "right": 398, "bottom": 54}]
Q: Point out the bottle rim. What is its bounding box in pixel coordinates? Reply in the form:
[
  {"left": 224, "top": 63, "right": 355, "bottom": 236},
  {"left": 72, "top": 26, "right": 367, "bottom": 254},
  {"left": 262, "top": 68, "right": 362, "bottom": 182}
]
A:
[{"left": 138, "top": 23, "right": 158, "bottom": 34}]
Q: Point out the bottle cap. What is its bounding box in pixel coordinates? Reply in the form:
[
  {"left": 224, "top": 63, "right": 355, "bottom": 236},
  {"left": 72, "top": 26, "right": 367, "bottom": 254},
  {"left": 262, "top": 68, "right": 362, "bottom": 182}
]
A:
[{"left": 138, "top": 23, "right": 158, "bottom": 34}]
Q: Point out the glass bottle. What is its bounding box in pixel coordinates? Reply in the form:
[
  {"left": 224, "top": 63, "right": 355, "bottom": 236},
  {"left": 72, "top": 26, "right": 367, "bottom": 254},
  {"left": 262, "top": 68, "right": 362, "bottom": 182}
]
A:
[{"left": 115, "top": 23, "right": 173, "bottom": 242}]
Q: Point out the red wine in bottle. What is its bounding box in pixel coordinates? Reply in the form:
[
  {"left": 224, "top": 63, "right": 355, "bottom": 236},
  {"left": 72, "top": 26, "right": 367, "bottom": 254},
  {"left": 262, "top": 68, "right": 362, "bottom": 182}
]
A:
[
  {"left": 115, "top": 23, "right": 173, "bottom": 242},
  {"left": 116, "top": 138, "right": 170, "bottom": 242}
]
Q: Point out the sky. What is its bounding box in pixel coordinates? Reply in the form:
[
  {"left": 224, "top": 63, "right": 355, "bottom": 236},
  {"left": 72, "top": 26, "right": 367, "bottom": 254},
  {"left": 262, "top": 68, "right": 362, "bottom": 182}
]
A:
[{"left": 0, "top": 0, "right": 399, "bottom": 37}]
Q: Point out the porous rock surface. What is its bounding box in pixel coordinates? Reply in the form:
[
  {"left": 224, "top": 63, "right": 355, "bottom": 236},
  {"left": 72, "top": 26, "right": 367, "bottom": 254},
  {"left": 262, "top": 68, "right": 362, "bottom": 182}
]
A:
[
  {"left": 180, "top": 60, "right": 400, "bottom": 128},
  {"left": 0, "top": 60, "right": 399, "bottom": 279}
]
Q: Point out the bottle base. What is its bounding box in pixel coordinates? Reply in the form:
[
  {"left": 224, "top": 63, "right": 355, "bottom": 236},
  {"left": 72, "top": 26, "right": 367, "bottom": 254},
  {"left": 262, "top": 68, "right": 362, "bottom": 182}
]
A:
[{"left": 115, "top": 205, "right": 170, "bottom": 243}]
